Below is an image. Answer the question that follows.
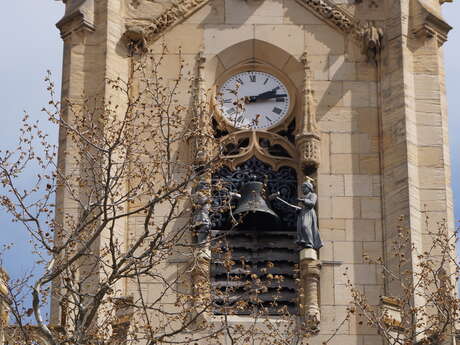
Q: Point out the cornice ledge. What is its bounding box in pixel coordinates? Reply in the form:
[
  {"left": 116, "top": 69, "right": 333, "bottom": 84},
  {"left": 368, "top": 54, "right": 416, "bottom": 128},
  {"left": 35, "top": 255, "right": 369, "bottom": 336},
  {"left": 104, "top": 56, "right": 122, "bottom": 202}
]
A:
[
  {"left": 413, "top": 1, "right": 452, "bottom": 46},
  {"left": 124, "top": 0, "right": 211, "bottom": 52},
  {"left": 294, "top": 0, "right": 365, "bottom": 40},
  {"left": 56, "top": 0, "right": 95, "bottom": 39}
]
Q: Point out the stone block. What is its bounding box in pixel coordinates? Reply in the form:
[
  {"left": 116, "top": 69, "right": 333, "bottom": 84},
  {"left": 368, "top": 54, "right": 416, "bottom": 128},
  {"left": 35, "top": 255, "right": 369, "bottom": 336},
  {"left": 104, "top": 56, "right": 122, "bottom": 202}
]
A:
[
  {"left": 319, "top": 133, "right": 331, "bottom": 173},
  {"left": 363, "top": 242, "right": 383, "bottom": 261},
  {"left": 331, "top": 133, "right": 353, "bottom": 154},
  {"left": 360, "top": 197, "right": 381, "bottom": 219},
  {"left": 152, "top": 24, "right": 203, "bottom": 54},
  {"left": 345, "top": 219, "right": 376, "bottom": 242},
  {"left": 344, "top": 175, "right": 373, "bottom": 197},
  {"left": 311, "top": 80, "right": 344, "bottom": 108},
  {"left": 318, "top": 174, "right": 345, "bottom": 197},
  {"left": 321, "top": 241, "right": 333, "bottom": 261},
  {"left": 356, "top": 62, "right": 377, "bottom": 81},
  {"left": 255, "top": 24, "right": 305, "bottom": 56},
  {"left": 320, "top": 228, "right": 347, "bottom": 241},
  {"left": 320, "top": 265, "right": 335, "bottom": 305},
  {"left": 418, "top": 146, "right": 444, "bottom": 167},
  {"left": 305, "top": 24, "right": 345, "bottom": 55},
  {"left": 419, "top": 168, "right": 446, "bottom": 189},
  {"left": 318, "top": 196, "right": 333, "bottom": 218},
  {"left": 419, "top": 189, "right": 447, "bottom": 212},
  {"left": 350, "top": 312, "right": 379, "bottom": 335},
  {"left": 359, "top": 154, "right": 380, "bottom": 175},
  {"left": 332, "top": 197, "right": 361, "bottom": 219},
  {"left": 319, "top": 107, "right": 358, "bottom": 133},
  {"left": 334, "top": 283, "right": 356, "bottom": 305},
  {"left": 320, "top": 218, "right": 346, "bottom": 231},
  {"left": 343, "top": 81, "right": 376, "bottom": 108},
  {"left": 283, "top": 0, "right": 323, "bottom": 24},
  {"left": 371, "top": 176, "right": 382, "bottom": 197},
  {"left": 363, "top": 285, "right": 383, "bottom": 306},
  {"left": 331, "top": 133, "right": 371, "bottom": 154},
  {"left": 414, "top": 74, "right": 440, "bottom": 100},
  {"left": 204, "top": 24, "right": 254, "bottom": 55},
  {"left": 333, "top": 241, "right": 364, "bottom": 263},
  {"left": 320, "top": 305, "right": 351, "bottom": 334},
  {"left": 329, "top": 55, "right": 356, "bottom": 81},
  {"left": 225, "top": 0, "right": 284, "bottom": 24},
  {"left": 331, "top": 154, "right": 360, "bottom": 174},
  {"left": 363, "top": 335, "right": 384, "bottom": 345},
  {"left": 358, "top": 107, "right": 379, "bottom": 136},
  {"left": 309, "top": 55, "right": 329, "bottom": 81},
  {"left": 187, "top": 0, "right": 225, "bottom": 24},
  {"left": 374, "top": 221, "right": 383, "bottom": 241},
  {"left": 417, "top": 125, "right": 443, "bottom": 146},
  {"left": 323, "top": 335, "right": 365, "bottom": 345},
  {"left": 335, "top": 264, "right": 377, "bottom": 285}
]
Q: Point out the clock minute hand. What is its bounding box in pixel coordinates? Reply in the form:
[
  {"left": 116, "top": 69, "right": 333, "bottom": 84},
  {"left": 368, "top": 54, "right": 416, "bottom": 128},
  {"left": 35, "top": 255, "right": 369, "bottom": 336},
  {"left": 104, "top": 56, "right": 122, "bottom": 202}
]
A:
[
  {"left": 248, "top": 90, "right": 275, "bottom": 102},
  {"left": 249, "top": 90, "right": 288, "bottom": 102}
]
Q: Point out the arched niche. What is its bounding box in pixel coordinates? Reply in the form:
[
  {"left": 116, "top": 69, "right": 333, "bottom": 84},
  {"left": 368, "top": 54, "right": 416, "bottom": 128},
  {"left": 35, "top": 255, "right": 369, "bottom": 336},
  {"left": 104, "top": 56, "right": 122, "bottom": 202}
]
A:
[{"left": 204, "top": 39, "right": 305, "bottom": 96}]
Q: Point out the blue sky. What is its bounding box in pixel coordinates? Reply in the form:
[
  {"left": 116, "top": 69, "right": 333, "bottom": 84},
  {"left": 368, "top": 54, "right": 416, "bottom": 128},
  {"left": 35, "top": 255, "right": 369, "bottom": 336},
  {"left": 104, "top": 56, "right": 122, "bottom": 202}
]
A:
[{"left": 0, "top": 1, "right": 458, "bottom": 283}]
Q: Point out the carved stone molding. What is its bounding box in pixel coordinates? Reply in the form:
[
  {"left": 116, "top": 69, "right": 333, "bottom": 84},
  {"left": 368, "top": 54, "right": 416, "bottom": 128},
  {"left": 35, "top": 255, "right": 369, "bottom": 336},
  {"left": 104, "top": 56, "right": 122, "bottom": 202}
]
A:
[
  {"left": 221, "top": 130, "right": 300, "bottom": 171},
  {"left": 56, "top": 0, "right": 95, "bottom": 39},
  {"left": 125, "top": 0, "right": 211, "bottom": 46},
  {"left": 126, "top": 0, "right": 377, "bottom": 58},
  {"left": 295, "top": 0, "right": 367, "bottom": 41},
  {"left": 413, "top": 1, "right": 452, "bottom": 46}
]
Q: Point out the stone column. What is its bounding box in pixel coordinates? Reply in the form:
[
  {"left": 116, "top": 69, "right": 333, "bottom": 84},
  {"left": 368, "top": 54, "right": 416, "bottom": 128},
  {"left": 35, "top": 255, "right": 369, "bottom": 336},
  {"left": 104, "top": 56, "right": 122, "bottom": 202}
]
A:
[{"left": 299, "top": 249, "right": 321, "bottom": 334}]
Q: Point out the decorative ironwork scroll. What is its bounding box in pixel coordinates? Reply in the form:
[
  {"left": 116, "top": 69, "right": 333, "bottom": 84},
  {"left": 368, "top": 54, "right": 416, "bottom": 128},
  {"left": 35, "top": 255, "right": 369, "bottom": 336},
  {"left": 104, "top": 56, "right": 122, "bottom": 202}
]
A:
[{"left": 211, "top": 157, "right": 298, "bottom": 230}]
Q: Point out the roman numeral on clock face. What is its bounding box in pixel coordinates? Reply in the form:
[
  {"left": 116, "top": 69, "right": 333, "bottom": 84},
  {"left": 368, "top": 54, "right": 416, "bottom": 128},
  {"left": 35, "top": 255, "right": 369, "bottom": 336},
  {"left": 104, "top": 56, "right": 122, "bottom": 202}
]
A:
[
  {"left": 273, "top": 107, "right": 282, "bottom": 115},
  {"left": 249, "top": 75, "right": 256, "bottom": 82}
]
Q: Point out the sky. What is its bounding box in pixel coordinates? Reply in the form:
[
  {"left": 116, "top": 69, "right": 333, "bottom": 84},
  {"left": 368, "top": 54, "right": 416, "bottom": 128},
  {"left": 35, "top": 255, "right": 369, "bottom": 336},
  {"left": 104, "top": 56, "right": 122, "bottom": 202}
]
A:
[{"left": 0, "top": 1, "right": 459, "bottom": 284}]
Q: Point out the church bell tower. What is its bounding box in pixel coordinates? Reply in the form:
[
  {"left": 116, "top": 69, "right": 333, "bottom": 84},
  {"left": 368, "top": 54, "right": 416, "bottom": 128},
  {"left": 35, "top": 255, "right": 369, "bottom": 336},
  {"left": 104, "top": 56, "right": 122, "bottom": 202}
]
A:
[{"left": 53, "top": 0, "right": 455, "bottom": 343}]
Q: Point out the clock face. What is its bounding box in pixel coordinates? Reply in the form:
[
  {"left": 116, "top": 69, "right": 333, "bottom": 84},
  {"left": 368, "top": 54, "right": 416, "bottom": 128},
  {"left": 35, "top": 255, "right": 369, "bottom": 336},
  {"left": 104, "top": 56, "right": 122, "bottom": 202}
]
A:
[{"left": 216, "top": 71, "right": 291, "bottom": 130}]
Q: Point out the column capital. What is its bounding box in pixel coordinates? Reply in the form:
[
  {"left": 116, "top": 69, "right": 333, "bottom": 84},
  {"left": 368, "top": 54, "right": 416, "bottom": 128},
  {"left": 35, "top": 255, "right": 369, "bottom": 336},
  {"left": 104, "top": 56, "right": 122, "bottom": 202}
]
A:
[{"left": 56, "top": 0, "right": 95, "bottom": 39}]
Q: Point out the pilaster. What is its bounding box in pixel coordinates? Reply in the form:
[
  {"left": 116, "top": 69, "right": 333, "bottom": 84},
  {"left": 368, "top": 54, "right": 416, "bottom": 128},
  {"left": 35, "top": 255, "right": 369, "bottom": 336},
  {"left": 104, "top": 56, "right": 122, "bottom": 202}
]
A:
[
  {"left": 52, "top": 0, "right": 130, "bottom": 326},
  {"left": 379, "top": 0, "right": 454, "bottom": 337}
]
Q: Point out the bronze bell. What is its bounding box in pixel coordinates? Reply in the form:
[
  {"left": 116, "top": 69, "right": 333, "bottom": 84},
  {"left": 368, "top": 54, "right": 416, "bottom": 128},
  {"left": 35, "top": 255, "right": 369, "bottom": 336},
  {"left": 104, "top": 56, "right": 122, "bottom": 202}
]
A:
[{"left": 233, "top": 181, "right": 279, "bottom": 227}]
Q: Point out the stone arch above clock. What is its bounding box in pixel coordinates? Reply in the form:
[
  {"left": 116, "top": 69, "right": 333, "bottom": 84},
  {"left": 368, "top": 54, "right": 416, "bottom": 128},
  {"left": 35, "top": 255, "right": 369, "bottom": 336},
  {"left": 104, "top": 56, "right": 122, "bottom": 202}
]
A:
[{"left": 204, "top": 39, "right": 304, "bottom": 91}]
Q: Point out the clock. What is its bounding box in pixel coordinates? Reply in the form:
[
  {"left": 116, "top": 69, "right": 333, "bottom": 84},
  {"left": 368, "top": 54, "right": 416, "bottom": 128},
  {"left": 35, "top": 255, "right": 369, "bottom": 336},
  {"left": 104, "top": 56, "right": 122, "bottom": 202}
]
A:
[{"left": 215, "top": 70, "right": 293, "bottom": 130}]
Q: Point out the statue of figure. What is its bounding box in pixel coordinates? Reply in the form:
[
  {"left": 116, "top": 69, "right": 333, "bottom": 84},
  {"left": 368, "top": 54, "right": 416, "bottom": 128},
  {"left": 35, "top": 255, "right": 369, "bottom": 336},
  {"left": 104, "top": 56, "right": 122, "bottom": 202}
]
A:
[
  {"left": 271, "top": 178, "right": 323, "bottom": 250},
  {"left": 191, "top": 180, "right": 211, "bottom": 244},
  {"left": 361, "top": 21, "right": 384, "bottom": 64}
]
